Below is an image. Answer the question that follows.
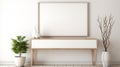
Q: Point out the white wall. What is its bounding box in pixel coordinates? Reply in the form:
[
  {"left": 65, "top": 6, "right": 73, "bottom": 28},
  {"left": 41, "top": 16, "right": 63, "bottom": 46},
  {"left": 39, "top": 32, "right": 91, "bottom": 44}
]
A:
[{"left": 0, "top": 0, "right": 120, "bottom": 64}]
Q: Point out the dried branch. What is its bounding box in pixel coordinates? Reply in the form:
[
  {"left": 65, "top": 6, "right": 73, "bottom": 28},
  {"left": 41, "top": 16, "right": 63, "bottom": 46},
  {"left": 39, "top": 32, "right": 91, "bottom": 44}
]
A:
[{"left": 98, "top": 15, "right": 115, "bottom": 51}]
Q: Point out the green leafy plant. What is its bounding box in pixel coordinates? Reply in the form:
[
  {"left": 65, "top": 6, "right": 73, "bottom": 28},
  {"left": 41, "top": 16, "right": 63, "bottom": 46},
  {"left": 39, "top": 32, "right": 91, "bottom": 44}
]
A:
[{"left": 11, "top": 36, "right": 29, "bottom": 57}]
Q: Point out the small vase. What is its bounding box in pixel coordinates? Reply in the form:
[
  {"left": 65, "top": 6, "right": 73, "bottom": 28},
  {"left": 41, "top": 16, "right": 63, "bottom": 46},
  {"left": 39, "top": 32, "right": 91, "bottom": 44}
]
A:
[
  {"left": 34, "top": 32, "right": 40, "bottom": 39},
  {"left": 32, "top": 26, "right": 40, "bottom": 39},
  {"left": 101, "top": 51, "right": 111, "bottom": 67}
]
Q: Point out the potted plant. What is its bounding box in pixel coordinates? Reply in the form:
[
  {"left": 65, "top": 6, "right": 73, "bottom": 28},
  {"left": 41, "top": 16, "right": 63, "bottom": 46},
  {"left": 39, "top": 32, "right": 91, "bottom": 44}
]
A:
[
  {"left": 97, "top": 15, "right": 115, "bottom": 67},
  {"left": 11, "top": 36, "right": 29, "bottom": 67}
]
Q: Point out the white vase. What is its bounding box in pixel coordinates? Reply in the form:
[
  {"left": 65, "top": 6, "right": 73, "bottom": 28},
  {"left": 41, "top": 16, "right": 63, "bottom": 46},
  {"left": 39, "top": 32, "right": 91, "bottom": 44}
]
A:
[
  {"left": 32, "top": 26, "right": 40, "bottom": 39},
  {"left": 34, "top": 32, "right": 40, "bottom": 39},
  {"left": 101, "top": 52, "right": 111, "bottom": 67}
]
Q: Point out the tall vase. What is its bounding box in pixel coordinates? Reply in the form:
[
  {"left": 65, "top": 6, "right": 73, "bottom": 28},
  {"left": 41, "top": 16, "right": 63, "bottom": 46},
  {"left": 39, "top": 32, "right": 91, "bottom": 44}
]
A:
[{"left": 101, "top": 51, "right": 111, "bottom": 67}]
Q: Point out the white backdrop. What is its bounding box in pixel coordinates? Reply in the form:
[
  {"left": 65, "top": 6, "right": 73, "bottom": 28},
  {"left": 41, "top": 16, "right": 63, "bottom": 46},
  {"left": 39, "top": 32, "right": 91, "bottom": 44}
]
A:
[{"left": 0, "top": 0, "right": 120, "bottom": 64}]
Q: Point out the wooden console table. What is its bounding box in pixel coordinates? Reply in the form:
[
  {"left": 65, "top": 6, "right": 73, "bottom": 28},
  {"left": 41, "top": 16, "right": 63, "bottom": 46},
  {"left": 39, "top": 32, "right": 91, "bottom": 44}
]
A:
[{"left": 31, "top": 37, "right": 97, "bottom": 66}]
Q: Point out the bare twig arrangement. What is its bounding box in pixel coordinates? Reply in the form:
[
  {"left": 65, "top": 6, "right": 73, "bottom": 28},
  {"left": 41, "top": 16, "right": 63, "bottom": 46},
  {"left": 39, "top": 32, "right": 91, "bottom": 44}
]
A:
[{"left": 98, "top": 15, "right": 115, "bottom": 52}]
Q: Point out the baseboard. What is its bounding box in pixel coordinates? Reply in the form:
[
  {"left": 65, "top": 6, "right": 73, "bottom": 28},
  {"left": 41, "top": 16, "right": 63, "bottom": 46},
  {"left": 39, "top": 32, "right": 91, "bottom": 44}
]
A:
[
  {"left": 0, "top": 61, "right": 14, "bottom": 65},
  {"left": 0, "top": 61, "right": 120, "bottom": 65},
  {"left": 0, "top": 61, "right": 30, "bottom": 65},
  {"left": 34, "top": 61, "right": 94, "bottom": 64},
  {"left": 111, "top": 61, "right": 120, "bottom": 64}
]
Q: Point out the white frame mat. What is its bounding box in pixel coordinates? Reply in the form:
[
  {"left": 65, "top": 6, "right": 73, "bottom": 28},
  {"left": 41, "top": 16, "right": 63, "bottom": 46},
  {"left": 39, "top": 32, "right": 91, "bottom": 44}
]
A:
[{"left": 38, "top": 2, "right": 88, "bottom": 36}]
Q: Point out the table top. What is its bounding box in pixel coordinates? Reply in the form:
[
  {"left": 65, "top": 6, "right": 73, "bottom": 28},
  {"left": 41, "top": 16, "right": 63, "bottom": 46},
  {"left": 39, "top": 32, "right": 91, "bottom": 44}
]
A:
[{"left": 31, "top": 36, "right": 97, "bottom": 40}]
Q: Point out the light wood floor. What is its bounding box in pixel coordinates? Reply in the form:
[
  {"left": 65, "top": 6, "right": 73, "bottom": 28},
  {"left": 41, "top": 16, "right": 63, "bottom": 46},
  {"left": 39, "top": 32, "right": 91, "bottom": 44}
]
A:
[{"left": 0, "top": 64, "right": 120, "bottom": 67}]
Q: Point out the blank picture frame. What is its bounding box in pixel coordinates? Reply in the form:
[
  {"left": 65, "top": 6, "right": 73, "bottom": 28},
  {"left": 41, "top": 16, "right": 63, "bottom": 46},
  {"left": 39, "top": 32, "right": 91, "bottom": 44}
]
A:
[{"left": 38, "top": 2, "right": 88, "bottom": 36}]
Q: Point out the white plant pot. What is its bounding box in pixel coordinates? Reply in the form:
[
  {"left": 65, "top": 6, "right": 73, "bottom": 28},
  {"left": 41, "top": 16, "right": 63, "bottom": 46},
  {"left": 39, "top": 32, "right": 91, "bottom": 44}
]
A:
[
  {"left": 14, "top": 57, "right": 26, "bottom": 67},
  {"left": 101, "top": 52, "right": 111, "bottom": 67}
]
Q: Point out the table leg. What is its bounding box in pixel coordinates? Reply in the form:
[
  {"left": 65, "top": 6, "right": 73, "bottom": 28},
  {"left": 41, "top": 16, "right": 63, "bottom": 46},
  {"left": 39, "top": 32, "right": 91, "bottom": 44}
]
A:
[
  {"left": 31, "top": 49, "right": 34, "bottom": 66},
  {"left": 92, "top": 49, "right": 97, "bottom": 65}
]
